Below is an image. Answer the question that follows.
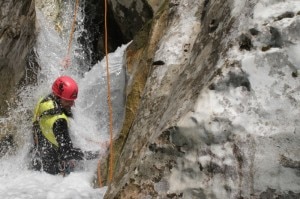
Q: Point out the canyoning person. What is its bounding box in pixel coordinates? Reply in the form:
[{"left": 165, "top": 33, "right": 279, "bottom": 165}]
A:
[{"left": 30, "top": 75, "right": 99, "bottom": 175}]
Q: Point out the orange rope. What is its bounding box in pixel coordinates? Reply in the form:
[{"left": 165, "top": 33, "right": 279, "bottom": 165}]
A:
[
  {"left": 104, "top": 0, "right": 115, "bottom": 184},
  {"left": 67, "top": 0, "right": 80, "bottom": 55},
  {"left": 97, "top": 160, "right": 103, "bottom": 187},
  {"left": 97, "top": 0, "right": 114, "bottom": 187}
]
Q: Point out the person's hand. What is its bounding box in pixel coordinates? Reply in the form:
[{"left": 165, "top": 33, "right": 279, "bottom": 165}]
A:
[
  {"left": 60, "top": 55, "right": 71, "bottom": 69},
  {"left": 68, "top": 159, "right": 76, "bottom": 168},
  {"left": 84, "top": 150, "right": 101, "bottom": 160}
]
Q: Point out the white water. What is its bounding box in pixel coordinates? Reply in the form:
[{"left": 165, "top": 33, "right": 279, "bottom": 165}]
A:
[{"left": 0, "top": 2, "right": 127, "bottom": 199}]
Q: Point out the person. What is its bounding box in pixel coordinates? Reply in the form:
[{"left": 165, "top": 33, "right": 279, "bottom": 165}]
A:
[{"left": 31, "top": 75, "right": 98, "bottom": 175}]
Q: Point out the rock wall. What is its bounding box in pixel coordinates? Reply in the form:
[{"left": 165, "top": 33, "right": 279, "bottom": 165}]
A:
[
  {"left": 0, "top": 0, "right": 36, "bottom": 150},
  {"left": 105, "top": 0, "right": 230, "bottom": 197},
  {"left": 0, "top": 0, "right": 36, "bottom": 117},
  {"left": 105, "top": 0, "right": 300, "bottom": 198},
  {"left": 109, "top": 0, "right": 153, "bottom": 41}
]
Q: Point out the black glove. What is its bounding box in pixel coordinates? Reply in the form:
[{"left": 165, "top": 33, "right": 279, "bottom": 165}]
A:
[
  {"left": 84, "top": 150, "right": 100, "bottom": 160},
  {"left": 62, "top": 148, "right": 84, "bottom": 161}
]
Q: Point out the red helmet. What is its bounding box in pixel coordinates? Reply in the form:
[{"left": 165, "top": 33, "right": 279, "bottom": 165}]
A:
[{"left": 52, "top": 76, "right": 78, "bottom": 100}]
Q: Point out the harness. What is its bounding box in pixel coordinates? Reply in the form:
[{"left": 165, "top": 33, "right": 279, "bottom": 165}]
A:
[{"left": 33, "top": 95, "right": 68, "bottom": 147}]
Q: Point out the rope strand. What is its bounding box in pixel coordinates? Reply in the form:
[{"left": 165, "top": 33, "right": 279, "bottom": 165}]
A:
[
  {"left": 97, "top": 160, "right": 103, "bottom": 187},
  {"left": 67, "top": 0, "right": 80, "bottom": 56},
  {"left": 104, "top": 0, "right": 115, "bottom": 184},
  {"left": 61, "top": 0, "right": 80, "bottom": 69},
  {"left": 97, "top": 0, "right": 115, "bottom": 187}
]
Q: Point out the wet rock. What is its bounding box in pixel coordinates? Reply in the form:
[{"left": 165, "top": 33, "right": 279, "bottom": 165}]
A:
[
  {"left": 238, "top": 33, "right": 253, "bottom": 51},
  {"left": 0, "top": 134, "right": 14, "bottom": 157},
  {"left": 0, "top": 0, "right": 36, "bottom": 116}
]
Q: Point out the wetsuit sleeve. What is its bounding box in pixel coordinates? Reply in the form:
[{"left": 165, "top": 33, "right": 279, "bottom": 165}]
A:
[{"left": 53, "top": 118, "right": 84, "bottom": 161}]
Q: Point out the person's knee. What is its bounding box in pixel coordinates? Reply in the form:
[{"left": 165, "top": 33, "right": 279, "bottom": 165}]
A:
[{"left": 42, "top": 161, "right": 60, "bottom": 175}]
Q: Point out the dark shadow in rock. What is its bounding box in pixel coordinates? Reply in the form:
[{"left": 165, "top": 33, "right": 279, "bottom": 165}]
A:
[{"left": 0, "top": 134, "right": 14, "bottom": 158}]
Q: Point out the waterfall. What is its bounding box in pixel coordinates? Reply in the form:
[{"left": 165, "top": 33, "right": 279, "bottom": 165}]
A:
[{"left": 0, "top": 1, "right": 127, "bottom": 198}]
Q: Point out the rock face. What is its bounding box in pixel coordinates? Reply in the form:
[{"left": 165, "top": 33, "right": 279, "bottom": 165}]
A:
[
  {"left": 109, "top": 0, "right": 153, "bottom": 41},
  {"left": 0, "top": 0, "right": 36, "bottom": 151},
  {"left": 0, "top": 0, "right": 36, "bottom": 116},
  {"left": 104, "top": 0, "right": 300, "bottom": 198}
]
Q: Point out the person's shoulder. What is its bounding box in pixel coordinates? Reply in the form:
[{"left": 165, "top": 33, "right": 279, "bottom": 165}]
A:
[
  {"left": 38, "top": 94, "right": 62, "bottom": 116},
  {"left": 39, "top": 98, "right": 56, "bottom": 112}
]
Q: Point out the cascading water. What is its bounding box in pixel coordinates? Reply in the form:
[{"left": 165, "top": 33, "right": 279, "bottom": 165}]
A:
[{"left": 0, "top": 1, "right": 127, "bottom": 198}]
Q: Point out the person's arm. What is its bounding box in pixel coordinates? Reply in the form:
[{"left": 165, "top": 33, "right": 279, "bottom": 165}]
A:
[{"left": 53, "top": 118, "right": 84, "bottom": 161}]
